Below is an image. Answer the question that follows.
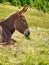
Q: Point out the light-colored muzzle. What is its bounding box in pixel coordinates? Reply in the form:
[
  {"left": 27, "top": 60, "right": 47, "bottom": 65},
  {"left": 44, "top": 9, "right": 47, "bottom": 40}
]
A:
[{"left": 24, "top": 28, "right": 30, "bottom": 37}]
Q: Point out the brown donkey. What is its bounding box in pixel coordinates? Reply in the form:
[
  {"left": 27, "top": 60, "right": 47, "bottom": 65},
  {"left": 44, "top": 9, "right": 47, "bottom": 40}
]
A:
[{"left": 0, "top": 5, "right": 30, "bottom": 45}]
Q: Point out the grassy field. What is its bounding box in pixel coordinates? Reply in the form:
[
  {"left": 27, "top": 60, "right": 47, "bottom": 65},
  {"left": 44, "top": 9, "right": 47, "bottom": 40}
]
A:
[{"left": 0, "top": 4, "right": 49, "bottom": 65}]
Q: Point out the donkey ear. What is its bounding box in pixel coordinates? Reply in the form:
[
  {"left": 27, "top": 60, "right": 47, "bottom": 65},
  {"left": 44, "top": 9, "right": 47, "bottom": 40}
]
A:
[
  {"left": 16, "top": 4, "right": 28, "bottom": 17},
  {"left": 20, "top": 4, "right": 28, "bottom": 14}
]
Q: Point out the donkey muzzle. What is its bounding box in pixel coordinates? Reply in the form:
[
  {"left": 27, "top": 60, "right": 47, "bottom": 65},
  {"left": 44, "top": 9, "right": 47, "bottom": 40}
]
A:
[{"left": 24, "top": 28, "right": 30, "bottom": 37}]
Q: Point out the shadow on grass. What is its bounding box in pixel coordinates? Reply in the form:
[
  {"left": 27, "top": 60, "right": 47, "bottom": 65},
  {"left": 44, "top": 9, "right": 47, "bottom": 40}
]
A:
[{"left": 25, "top": 36, "right": 31, "bottom": 40}]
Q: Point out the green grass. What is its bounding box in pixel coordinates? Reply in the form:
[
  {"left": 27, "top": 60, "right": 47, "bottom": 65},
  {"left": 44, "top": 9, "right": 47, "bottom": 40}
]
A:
[{"left": 0, "top": 4, "right": 49, "bottom": 65}]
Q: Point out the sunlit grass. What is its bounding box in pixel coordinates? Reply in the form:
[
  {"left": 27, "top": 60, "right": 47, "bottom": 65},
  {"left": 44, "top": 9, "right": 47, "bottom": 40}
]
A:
[{"left": 0, "top": 4, "right": 49, "bottom": 65}]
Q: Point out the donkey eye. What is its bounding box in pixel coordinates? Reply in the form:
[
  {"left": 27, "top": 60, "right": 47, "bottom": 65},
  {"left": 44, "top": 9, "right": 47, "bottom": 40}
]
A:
[{"left": 23, "top": 19, "right": 26, "bottom": 22}]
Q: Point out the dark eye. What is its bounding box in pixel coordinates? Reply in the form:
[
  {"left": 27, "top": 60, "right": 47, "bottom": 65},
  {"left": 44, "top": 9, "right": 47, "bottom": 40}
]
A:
[{"left": 23, "top": 19, "right": 26, "bottom": 22}]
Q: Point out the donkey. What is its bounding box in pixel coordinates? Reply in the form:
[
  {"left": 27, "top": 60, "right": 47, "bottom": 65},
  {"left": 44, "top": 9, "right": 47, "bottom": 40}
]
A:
[{"left": 0, "top": 5, "right": 30, "bottom": 45}]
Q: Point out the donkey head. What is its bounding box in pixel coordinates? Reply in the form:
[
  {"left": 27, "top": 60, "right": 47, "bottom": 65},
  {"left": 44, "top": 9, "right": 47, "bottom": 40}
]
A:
[{"left": 14, "top": 5, "right": 30, "bottom": 37}]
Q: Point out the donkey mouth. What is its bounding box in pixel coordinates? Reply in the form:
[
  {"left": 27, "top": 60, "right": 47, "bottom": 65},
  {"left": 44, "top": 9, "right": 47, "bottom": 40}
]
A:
[{"left": 24, "top": 28, "right": 30, "bottom": 37}]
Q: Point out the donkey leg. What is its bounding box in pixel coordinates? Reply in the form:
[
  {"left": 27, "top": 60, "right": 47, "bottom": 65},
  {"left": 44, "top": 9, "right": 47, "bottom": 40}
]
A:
[
  {"left": 9, "top": 39, "right": 16, "bottom": 43},
  {"left": 1, "top": 27, "right": 11, "bottom": 45},
  {"left": 2, "top": 27, "right": 16, "bottom": 45},
  {"left": 6, "top": 39, "right": 16, "bottom": 45},
  {"left": 0, "top": 25, "right": 16, "bottom": 46}
]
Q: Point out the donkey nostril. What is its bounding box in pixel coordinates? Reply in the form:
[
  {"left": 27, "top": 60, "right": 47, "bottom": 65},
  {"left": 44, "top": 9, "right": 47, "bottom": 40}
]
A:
[
  {"left": 28, "top": 31, "right": 30, "bottom": 35},
  {"left": 28, "top": 30, "right": 30, "bottom": 35},
  {"left": 25, "top": 31, "right": 30, "bottom": 37}
]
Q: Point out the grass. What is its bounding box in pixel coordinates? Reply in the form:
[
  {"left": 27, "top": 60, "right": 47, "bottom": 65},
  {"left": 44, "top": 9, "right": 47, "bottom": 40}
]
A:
[{"left": 0, "top": 4, "right": 49, "bottom": 65}]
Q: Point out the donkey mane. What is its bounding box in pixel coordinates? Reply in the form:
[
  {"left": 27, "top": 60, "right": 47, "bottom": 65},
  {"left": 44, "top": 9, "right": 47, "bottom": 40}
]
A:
[{"left": 4, "top": 12, "right": 17, "bottom": 20}]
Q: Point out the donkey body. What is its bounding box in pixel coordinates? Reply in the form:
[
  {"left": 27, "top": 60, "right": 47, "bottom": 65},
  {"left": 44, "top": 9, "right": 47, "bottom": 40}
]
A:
[{"left": 0, "top": 5, "right": 30, "bottom": 45}]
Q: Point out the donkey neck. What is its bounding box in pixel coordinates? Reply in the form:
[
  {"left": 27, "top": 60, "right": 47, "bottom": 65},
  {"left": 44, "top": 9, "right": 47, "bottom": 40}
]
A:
[{"left": 1, "top": 12, "right": 17, "bottom": 33}]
